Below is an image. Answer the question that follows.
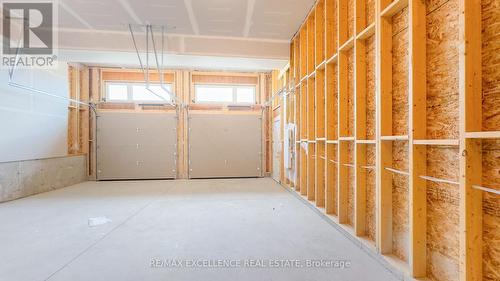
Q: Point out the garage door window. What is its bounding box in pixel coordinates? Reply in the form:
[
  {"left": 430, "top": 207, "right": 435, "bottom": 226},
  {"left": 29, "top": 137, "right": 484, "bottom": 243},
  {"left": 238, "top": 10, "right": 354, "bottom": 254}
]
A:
[
  {"left": 194, "top": 85, "right": 256, "bottom": 104},
  {"left": 105, "top": 82, "right": 173, "bottom": 103}
]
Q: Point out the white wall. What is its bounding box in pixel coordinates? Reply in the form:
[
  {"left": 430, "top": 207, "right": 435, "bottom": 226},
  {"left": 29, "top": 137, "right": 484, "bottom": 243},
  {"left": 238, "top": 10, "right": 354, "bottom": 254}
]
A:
[{"left": 0, "top": 63, "right": 69, "bottom": 163}]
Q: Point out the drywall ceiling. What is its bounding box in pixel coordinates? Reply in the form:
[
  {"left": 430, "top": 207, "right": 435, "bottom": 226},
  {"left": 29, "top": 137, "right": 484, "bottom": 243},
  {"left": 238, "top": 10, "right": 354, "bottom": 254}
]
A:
[
  {"left": 59, "top": 0, "right": 313, "bottom": 39},
  {"left": 56, "top": 0, "right": 315, "bottom": 62}
]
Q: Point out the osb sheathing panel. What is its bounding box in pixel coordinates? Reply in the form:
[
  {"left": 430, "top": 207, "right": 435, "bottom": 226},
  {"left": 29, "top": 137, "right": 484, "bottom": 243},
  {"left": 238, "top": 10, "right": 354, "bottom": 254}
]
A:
[
  {"left": 426, "top": 146, "right": 460, "bottom": 281},
  {"left": 392, "top": 141, "right": 409, "bottom": 262},
  {"left": 426, "top": 0, "right": 459, "bottom": 139},
  {"left": 348, "top": 49, "right": 355, "bottom": 137},
  {"left": 482, "top": 0, "right": 500, "bottom": 131},
  {"left": 366, "top": 35, "right": 376, "bottom": 140},
  {"left": 482, "top": 139, "right": 500, "bottom": 281},
  {"left": 391, "top": 8, "right": 409, "bottom": 136},
  {"left": 347, "top": 0, "right": 355, "bottom": 38},
  {"left": 365, "top": 145, "right": 376, "bottom": 242},
  {"left": 347, "top": 142, "right": 355, "bottom": 226},
  {"left": 365, "top": 0, "right": 375, "bottom": 26}
]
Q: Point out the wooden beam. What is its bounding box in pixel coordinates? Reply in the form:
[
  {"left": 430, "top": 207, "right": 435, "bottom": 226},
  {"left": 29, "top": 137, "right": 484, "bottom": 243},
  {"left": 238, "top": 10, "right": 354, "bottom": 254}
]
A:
[
  {"left": 316, "top": 69, "right": 326, "bottom": 206},
  {"left": 308, "top": 77, "right": 316, "bottom": 142},
  {"left": 413, "top": 139, "right": 459, "bottom": 146},
  {"left": 380, "top": 0, "right": 408, "bottom": 18},
  {"left": 355, "top": 143, "right": 367, "bottom": 236},
  {"left": 308, "top": 143, "right": 316, "bottom": 201},
  {"left": 357, "top": 23, "right": 376, "bottom": 40},
  {"left": 339, "top": 37, "right": 355, "bottom": 52},
  {"left": 354, "top": 9, "right": 367, "bottom": 234},
  {"left": 79, "top": 67, "right": 90, "bottom": 156},
  {"left": 408, "top": 0, "right": 427, "bottom": 277},
  {"left": 465, "top": 131, "right": 500, "bottom": 139},
  {"left": 381, "top": 135, "right": 408, "bottom": 141},
  {"left": 338, "top": 140, "right": 349, "bottom": 223},
  {"left": 459, "top": 1, "right": 483, "bottom": 280},
  {"left": 376, "top": 0, "right": 393, "bottom": 254},
  {"left": 316, "top": 143, "right": 326, "bottom": 207}
]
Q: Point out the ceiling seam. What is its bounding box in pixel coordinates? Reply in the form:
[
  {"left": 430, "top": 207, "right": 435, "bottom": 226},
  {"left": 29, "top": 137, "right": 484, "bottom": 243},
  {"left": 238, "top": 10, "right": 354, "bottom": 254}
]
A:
[
  {"left": 183, "top": 0, "right": 200, "bottom": 35},
  {"left": 59, "top": 1, "right": 94, "bottom": 30},
  {"left": 243, "top": 0, "right": 256, "bottom": 37},
  {"left": 116, "top": 0, "right": 143, "bottom": 25}
]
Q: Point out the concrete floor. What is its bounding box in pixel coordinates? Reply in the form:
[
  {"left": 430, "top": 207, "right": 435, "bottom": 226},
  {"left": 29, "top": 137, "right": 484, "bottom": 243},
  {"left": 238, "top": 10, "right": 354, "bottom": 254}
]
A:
[{"left": 0, "top": 178, "right": 398, "bottom": 281}]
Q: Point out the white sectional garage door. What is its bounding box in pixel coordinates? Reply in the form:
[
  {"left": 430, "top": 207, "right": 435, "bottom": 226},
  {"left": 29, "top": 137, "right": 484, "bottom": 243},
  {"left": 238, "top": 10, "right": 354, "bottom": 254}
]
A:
[
  {"left": 96, "top": 111, "right": 177, "bottom": 180},
  {"left": 188, "top": 113, "right": 262, "bottom": 179}
]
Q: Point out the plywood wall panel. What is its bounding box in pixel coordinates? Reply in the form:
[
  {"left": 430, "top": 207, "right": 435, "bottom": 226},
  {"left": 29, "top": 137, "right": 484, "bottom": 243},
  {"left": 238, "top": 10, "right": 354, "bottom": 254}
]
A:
[
  {"left": 348, "top": 49, "right": 355, "bottom": 137},
  {"left": 347, "top": 141, "right": 355, "bottom": 226},
  {"left": 426, "top": 146, "right": 460, "bottom": 281},
  {"left": 327, "top": 63, "right": 338, "bottom": 140},
  {"left": 326, "top": 0, "right": 338, "bottom": 57},
  {"left": 481, "top": 0, "right": 500, "bottom": 132},
  {"left": 482, "top": 139, "right": 500, "bottom": 281},
  {"left": 426, "top": 0, "right": 459, "bottom": 139},
  {"left": 391, "top": 8, "right": 409, "bottom": 136},
  {"left": 479, "top": 4, "right": 500, "bottom": 277},
  {"left": 366, "top": 145, "right": 376, "bottom": 242},
  {"left": 327, "top": 143, "right": 338, "bottom": 215},
  {"left": 347, "top": 0, "right": 355, "bottom": 38},
  {"left": 366, "top": 35, "right": 376, "bottom": 140},
  {"left": 365, "top": 0, "right": 375, "bottom": 26},
  {"left": 392, "top": 141, "right": 409, "bottom": 262},
  {"left": 285, "top": 0, "right": 499, "bottom": 279}
]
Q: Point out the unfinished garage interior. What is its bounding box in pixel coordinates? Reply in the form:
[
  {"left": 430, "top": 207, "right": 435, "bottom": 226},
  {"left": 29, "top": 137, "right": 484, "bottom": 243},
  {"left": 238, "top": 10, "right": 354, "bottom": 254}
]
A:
[{"left": 0, "top": 0, "right": 498, "bottom": 280}]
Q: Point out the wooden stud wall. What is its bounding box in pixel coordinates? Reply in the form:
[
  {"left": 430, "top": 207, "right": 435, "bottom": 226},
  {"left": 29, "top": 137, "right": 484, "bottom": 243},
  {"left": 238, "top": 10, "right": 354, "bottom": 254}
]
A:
[
  {"left": 283, "top": 0, "right": 499, "bottom": 280},
  {"left": 68, "top": 65, "right": 90, "bottom": 158},
  {"left": 67, "top": 65, "right": 79, "bottom": 155}
]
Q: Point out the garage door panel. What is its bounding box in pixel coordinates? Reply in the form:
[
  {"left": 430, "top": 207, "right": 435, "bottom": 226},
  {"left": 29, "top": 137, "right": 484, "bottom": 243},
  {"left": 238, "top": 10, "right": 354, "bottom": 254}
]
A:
[
  {"left": 97, "top": 146, "right": 142, "bottom": 179},
  {"left": 189, "top": 113, "right": 262, "bottom": 178},
  {"left": 97, "top": 113, "right": 177, "bottom": 146},
  {"left": 97, "top": 111, "right": 177, "bottom": 180}
]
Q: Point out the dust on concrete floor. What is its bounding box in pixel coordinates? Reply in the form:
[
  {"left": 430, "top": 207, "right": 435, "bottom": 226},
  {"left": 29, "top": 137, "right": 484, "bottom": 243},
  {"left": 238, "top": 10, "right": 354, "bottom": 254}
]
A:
[{"left": 0, "top": 178, "right": 398, "bottom": 281}]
